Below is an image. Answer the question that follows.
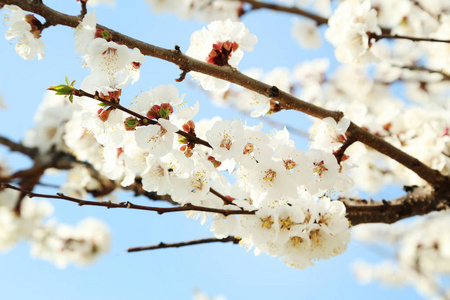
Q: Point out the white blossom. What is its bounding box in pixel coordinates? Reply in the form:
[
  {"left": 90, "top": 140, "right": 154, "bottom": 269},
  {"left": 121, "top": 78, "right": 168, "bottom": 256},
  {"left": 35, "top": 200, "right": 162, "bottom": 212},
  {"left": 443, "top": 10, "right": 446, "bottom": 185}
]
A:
[
  {"left": 325, "top": 0, "right": 381, "bottom": 63},
  {"left": 3, "top": 5, "right": 45, "bottom": 60},
  {"left": 186, "top": 19, "right": 257, "bottom": 92}
]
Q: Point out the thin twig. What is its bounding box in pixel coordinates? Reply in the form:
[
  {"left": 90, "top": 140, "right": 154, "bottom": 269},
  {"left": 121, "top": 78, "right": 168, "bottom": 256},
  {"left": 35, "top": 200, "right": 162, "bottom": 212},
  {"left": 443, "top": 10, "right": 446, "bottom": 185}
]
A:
[
  {"left": 3, "top": 183, "right": 449, "bottom": 226},
  {"left": 210, "top": 187, "right": 233, "bottom": 205},
  {"left": 372, "top": 33, "right": 450, "bottom": 44},
  {"left": 127, "top": 236, "right": 239, "bottom": 252},
  {"left": 1, "top": 183, "right": 255, "bottom": 216},
  {"left": 334, "top": 136, "right": 356, "bottom": 164},
  {"left": 79, "top": 1, "right": 87, "bottom": 17}
]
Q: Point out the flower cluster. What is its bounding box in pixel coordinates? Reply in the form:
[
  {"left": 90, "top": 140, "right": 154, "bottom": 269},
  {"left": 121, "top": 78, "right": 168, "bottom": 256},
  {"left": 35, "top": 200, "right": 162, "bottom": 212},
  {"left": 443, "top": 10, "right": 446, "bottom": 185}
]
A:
[
  {"left": 214, "top": 194, "right": 349, "bottom": 269},
  {"left": 210, "top": 56, "right": 449, "bottom": 193},
  {"left": 40, "top": 68, "right": 352, "bottom": 269}
]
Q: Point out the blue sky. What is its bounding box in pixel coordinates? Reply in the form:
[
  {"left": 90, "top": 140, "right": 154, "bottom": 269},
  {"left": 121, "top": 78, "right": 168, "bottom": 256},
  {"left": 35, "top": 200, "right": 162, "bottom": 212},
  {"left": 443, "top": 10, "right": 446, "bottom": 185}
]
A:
[{"left": 0, "top": 1, "right": 421, "bottom": 299}]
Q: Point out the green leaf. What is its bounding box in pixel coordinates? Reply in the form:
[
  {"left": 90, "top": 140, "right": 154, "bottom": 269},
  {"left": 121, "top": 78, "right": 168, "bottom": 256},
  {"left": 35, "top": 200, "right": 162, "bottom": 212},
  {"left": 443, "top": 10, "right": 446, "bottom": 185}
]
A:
[{"left": 47, "top": 84, "right": 74, "bottom": 95}]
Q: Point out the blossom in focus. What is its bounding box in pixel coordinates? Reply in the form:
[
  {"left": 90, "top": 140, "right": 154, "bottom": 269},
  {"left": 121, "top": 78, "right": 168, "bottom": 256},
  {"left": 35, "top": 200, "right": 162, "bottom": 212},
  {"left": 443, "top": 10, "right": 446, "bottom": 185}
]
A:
[
  {"left": 75, "top": 13, "right": 145, "bottom": 92},
  {"left": 186, "top": 19, "right": 257, "bottom": 92},
  {"left": 206, "top": 119, "right": 246, "bottom": 161},
  {"left": 310, "top": 117, "right": 351, "bottom": 152},
  {"left": 325, "top": 0, "right": 381, "bottom": 63}
]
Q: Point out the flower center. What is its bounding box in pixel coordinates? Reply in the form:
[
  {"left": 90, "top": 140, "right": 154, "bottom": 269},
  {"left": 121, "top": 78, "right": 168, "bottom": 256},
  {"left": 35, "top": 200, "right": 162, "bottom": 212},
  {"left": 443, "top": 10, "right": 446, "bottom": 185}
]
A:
[
  {"left": 206, "top": 41, "right": 239, "bottom": 66},
  {"left": 220, "top": 134, "right": 232, "bottom": 150},
  {"left": 263, "top": 169, "right": 277, "bottom": 183},
  {"left": 243, "top": 142, "right": 254, "bottom": 155},
  {"left": 313, "top": 160, "right": 328, "bottom": 177},
  {"left": 260, "top": 216, "right": 274, "bottom": 229},
  {"left": 289, "top": 236, "right": 304, "bottom": 248},
  {"left": 283, "top": 159, "right": 296, "bottom": 170},
  {"left": 280, "top": 217, "right": 294, "bottom": 230}
]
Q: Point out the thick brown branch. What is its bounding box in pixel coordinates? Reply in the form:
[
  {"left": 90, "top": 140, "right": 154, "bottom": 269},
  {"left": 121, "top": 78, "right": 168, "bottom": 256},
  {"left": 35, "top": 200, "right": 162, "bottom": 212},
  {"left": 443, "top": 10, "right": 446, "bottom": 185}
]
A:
[
  {"left": 127, "top": 236, "right": 239, "bottom": 252},
  {"left": 2, "top": 0, "right": 448, "bottom": 189},
  {"left": 0, "top": 135, "right": 38, "bottom": 158},
  {"left": 344, "top": 186, "right": 450, "bottom": 226}
]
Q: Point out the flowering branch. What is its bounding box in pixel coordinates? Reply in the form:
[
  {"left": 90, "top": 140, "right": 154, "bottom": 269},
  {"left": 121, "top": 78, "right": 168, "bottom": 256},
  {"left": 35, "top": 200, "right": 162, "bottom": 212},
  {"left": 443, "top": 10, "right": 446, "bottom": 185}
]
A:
[
  {"left": 0, "top": 183, "right": 256, "bottom": 216},
  {"left": 0, "top": 134, "right": 177, "bottom": 204},
  {"left": 72, "top": 89, "right": 212, "bottom": 148},
  {"left": 0, "top": 127, "right": 236, "bottom": 208},
  {"left": 1, "top": 1, "right": 449, "bottom": 189},
  {"left": 3, "top": 180, "right": 449, "bottom": 226},
  {"left": 127, "top": 236, "right": 240, "bottom": 252}
]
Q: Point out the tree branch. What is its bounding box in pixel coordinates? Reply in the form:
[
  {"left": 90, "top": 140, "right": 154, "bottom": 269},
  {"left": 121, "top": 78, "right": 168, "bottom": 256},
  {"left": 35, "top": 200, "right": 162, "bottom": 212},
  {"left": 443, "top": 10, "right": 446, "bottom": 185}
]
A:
[
  {"left": 127, "top": 236, "right": 240, "bottom": 252},
  {"left": 334, "top": 136, "right": 356, "bottom": 164},
  {"left": 344, "top": 186, "right": 450, "bottom": 226},
  {"left": 348, "top": 124, "right": 448, "bottom": 191},
  {"left": 3, "top": 183, "right": 449, "bottom": 226},
  {"left": 0, "top": 135, "right": 38, "bottom": 158},
  {"left": 0, "top": 183, "right": 256, "bottom": 216},
  {"left": 238, "top": 0, "right": 328, "bottom": 25}
]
